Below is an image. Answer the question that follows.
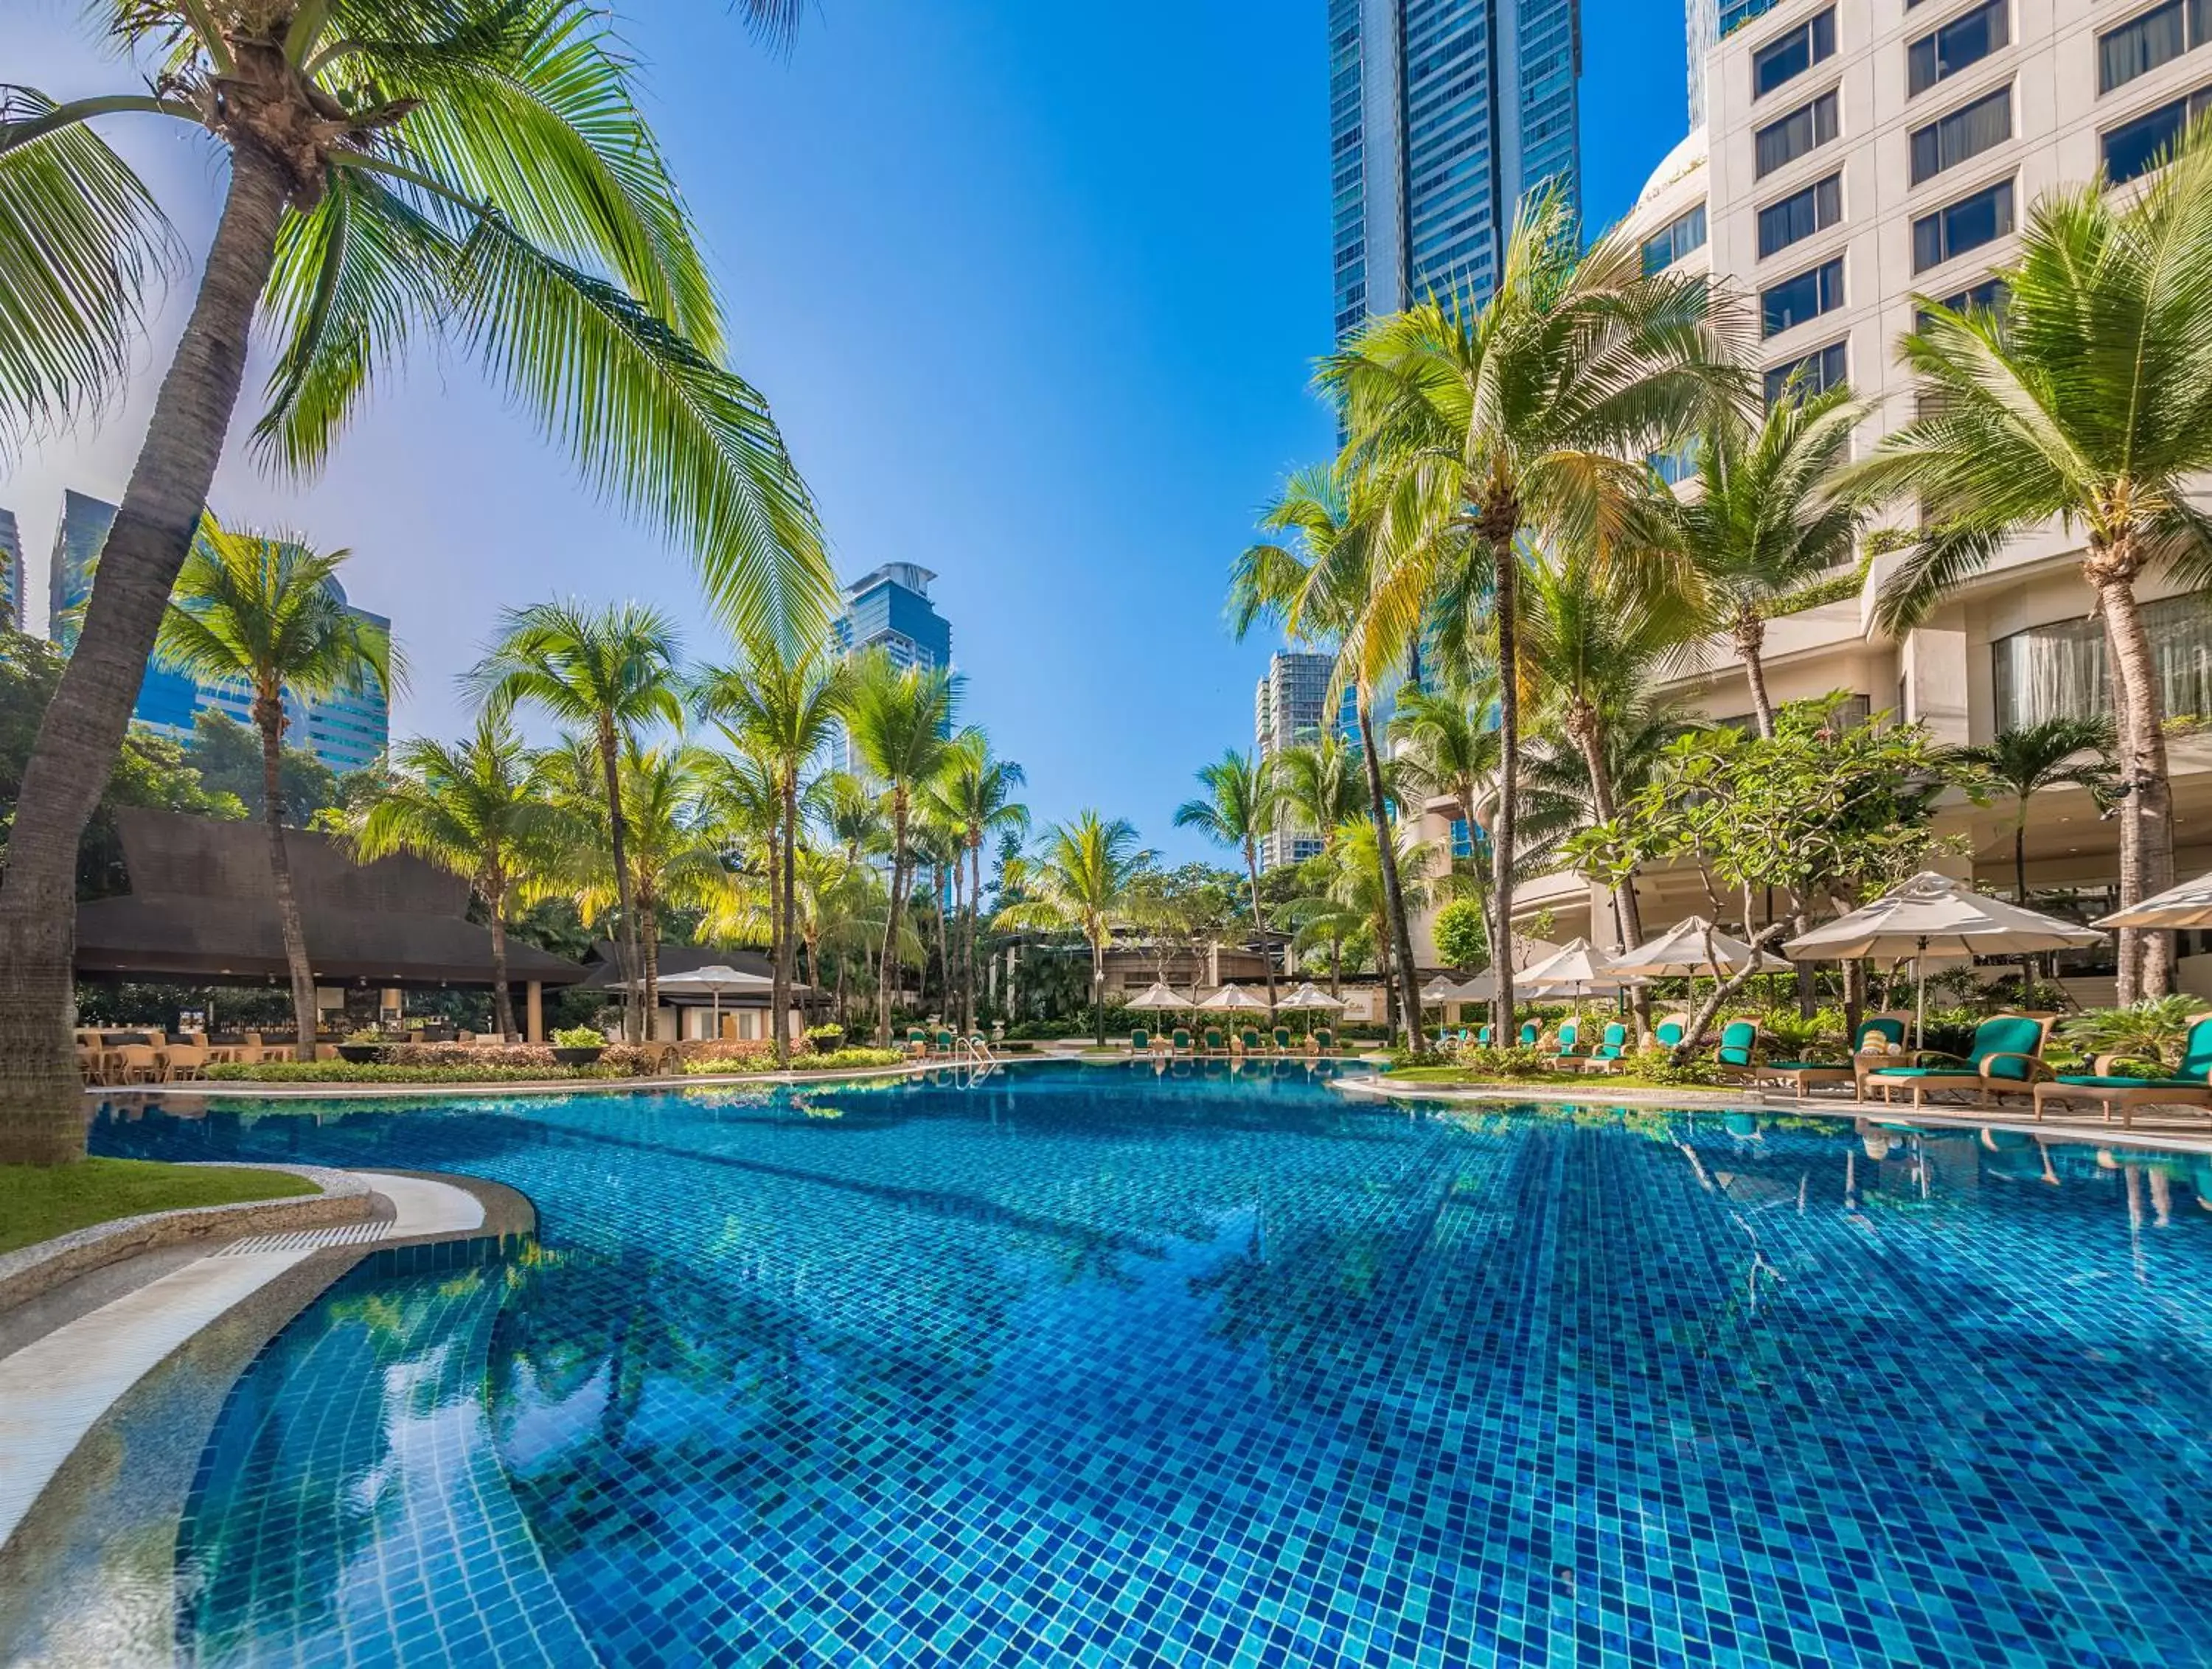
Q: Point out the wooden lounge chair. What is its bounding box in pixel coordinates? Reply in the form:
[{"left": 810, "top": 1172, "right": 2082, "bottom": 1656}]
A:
[
  {"left": 1310, "top": 1026, "right": 1336, "bottom": 1056},
  {"left": 1272, "top": 1026, "right": 1293, "bottom": 1054},
  {"left": 1581, "top": 1022, "right": 1633, "bottom": 1073},
  {"left": 1652, "top": 1013, "right": 1688, "bottom": 1052},
  {"left": 1203, "top": 1027, "right": 1226, "bottom": 1057},
  {"left": 1475, "top": 1025, "right": 1494, "bottom": 1048},
  {"left": 1714, "top": 1019, "right": 1762, "bottom": 1082},
  {"left": 1547, "top": 1020, "right": 1586, "bottom": 1065},
  {"left": 935, "top": 1028, "right": 957, "bottom": 1058},
  {"left": 1867, "top": 1014, "right": 2055, "bottom": 1109},
  {"left": 1130, "top": 1028, "right": 1151, "bottom": 1053},
  {"left": 905, "top": 1026, "right": 929, "bottom": 1058},
  {"left": 1757, "top": 1013, "right": 1913, "bottom": 1099},
  {"left": 1171, "top": 1028, "right": 1194, "bottom": 1056},
  {"left": 1239, "top": 1028, "right": 1262, "bottom": 1056},
  {"left": 1517, "top": 1020, "right": 1542, "bottom": 1048},
  {"left": 2034, "top": 1011, "right": 2212, "bottom": 1128}
]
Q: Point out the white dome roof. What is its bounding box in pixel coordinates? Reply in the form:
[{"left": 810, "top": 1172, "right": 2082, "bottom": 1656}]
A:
[{"left": 1635, "top": 127, "right": 1708, "bottom": 209}]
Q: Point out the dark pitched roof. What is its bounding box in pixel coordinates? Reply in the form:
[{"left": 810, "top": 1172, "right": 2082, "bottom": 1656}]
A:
[{"left": 73, "top": 809, "right": 585, "bottom": 986}]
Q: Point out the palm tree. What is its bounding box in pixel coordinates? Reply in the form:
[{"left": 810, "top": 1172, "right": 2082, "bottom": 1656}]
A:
[
  {"left": 928, "top": 732, "right": 1029, "bottom": 1034},
  {"left": 153, "top": 523, "right": 396, "bottom": 1059},
  {"left": 1273, "top": 731, "right": 1368, "bottom": 857},
  {"left": 0, "top": 1, "right": 828, "bottom": 1162},
  {"left": 1324, "top": 184, "right": 1743, "bottom": 1039},
  {"left": 470, "top": 602, "right": 681, "bottom": 1040},
  {"left": 1952, "top": 719, "right": 2120, "bottom": 905},
  {"left": 1389, "top": 685, "right": 1499, "bottom": 854},
  {"left": 1175, "top": 750, "right": 1284, "bottom": 1019},
  {"left": 840, "top": 652, "right": 960, "bottom": 1046},
  {"left": 1290, "top": 818, "right": 1441, "bottom": 1022},
  {"left": 695, "top": 638, "right": 850, "bottom": 1063},
  {"left": 1847, "top": 125, "right": 2212, "bottom": 1000},
  {"left": 1666, "top": 384, "right": 1867, "bottom": 738},
  {"left": 993, "top": 813, "right": 1152, "bottom": 1046},
  {"left": 353, "top": 715, "right": 552, "bottom": 1040},
  {"left": 1228, "top": 462, "right": 1427, "bottom": 1048}
]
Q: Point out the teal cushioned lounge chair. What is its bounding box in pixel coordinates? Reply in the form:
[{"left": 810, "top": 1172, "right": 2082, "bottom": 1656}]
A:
[
  {"left": 2034, "top": 1011, "right": 2212, "bottom": 1128},
  {"left": 1758, "top": 1013, "right": 1911, "bottom": 1099},
  {"left": 1868, "top": 1014, "right": 2054, "bottom": 1108},
  {"left": 1714, "top": 1019, "right": 1761, "bottom": 1081},
  {"left": 1582, "top": 1021, "right": 1632, "bottom": 1073}
]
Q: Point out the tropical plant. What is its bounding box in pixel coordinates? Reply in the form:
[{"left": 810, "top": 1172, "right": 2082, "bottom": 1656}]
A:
[
  {"left": 840, "top": 652, "right": 961, "bottom": 1045},
  {"left": 1847, "top": 119, "right": 2212, "bottom": 1001},
  {"left": 1272, "top": 731, "right": 1368, "bottom": 858},
  {"left": 1286, "top": 818, "right": 1440, "bottom": 1034},
  {"left": 0, "top": 0, "right": 827, "bottom": 1163},
  {"left": 352, "top": 714, "right": 553, "bottom": 1041},
  {"left": 2059, "top": 997, "right": 2202, "bottom": 1072},
  {"left": 153, "top": 523, "right": 395, "bottom": 1059},
  {"left": 1174, "top": 750, "right": 1284, "bottom": 1017},
  {"left": 470, "top": 601, "right": 681, "bottom": 1039},
  {"left": 993, "top": 813, "right": 1152, "bottom": 1045},
  {"left": 927, "top": 732, "right": 1029, "bottom": 1035},
  {"left": 1431, "top": 896, "right": 1489, "bottom": 972},
  {"left": 1950, "top": 719, "right": 2119, "bottom": 905},
  {"left": 1324, "top": 184, "right": 1743, "bottom": 1038}
]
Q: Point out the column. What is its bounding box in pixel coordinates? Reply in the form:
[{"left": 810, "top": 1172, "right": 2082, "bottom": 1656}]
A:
[{"left": 525, "top": 981, "right": 543, "bottom": 1043}]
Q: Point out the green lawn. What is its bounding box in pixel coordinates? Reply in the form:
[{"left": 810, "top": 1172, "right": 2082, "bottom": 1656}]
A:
[{"left": 0, "top": 1158, "right": 319, "bottom": 1255}]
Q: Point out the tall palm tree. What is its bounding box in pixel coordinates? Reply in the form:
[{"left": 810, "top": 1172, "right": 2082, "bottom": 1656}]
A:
[
  {"left": 1848, "top": 125, "right": 2212, "bottom": 1000},
  {"left": 1290, "top": 818, "right": 1441, "bottom": 1021},
  {"left": 1228, "top": 462, "right": 1427, "bottom": 1048},
  {"left": 1666, "top": 384, "right": 1867, "bottom": 738},
  {"left": 1389, "top": 685, "right": 1500, "bottom": 853},
  {"left": 153, "top": 523, "right": 396, "bottom": 1059},
  {"left": 1952, "top": 719, "right": 2120, "bottom": 905},
  {"left": 993, "top": 813, "right": 1152, "bottom": 1046},
  {"left": 1273, "top": 731, "right": 1368, "bottom": 857},
  {"left": 0, "top": 0, "right": 827, "bottom": 1162},
  {"left": 928, "top": 732, "right": 1029, "bottom": 1034},
  {"left": 1324, "top": 184, "right": 1743, "bottom": 1039},
  {"left": 840, "top": 652, "right": 960, "bottom": 1045},
  {"left": 353, "top": 715, "right": 552, "bottom": 1040},
  {"left": 470, "top": 602, "right": 681, "bottom": 1040},
  {"left": 1175, "top": 750, "right": 1284, "bottom": 1018},
  {"left": 695, "top": 638, "right": 850, "bottom": 1063}
]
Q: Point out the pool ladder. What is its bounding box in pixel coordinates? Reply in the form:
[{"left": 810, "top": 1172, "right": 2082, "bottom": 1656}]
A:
[{"left": 957, "top": 1034, "right": 1001, "bottom": 1085}]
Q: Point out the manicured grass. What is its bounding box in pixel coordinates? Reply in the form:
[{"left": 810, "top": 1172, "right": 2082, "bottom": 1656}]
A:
[{"left": 0, "top": 1158, "right": 319, "bottom": 1255}]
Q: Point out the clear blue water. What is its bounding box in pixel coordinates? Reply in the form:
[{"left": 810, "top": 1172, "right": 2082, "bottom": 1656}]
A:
[{"left": 87, "top": 1063, "right": 2212, "bottom": 1667}]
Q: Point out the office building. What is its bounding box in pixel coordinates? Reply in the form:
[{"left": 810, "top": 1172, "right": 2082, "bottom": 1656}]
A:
[
  {"left": 0, "top": 507, "right": 21, "bottom": 631},
  {"left": 1253, "top": 651, "right": 1337, "bottom": 871},
  {"left": 1330, "top": 0, "right": 1586, "bottom": 342},
  {"left": 826, "top": 563, "right": 954, "bottom": 776},
  {"left": 44, "top": 490, "right": 391, "bottom": 771}
]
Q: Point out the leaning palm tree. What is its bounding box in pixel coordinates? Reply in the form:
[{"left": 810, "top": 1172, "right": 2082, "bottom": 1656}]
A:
[
  {"left": 1325, "top": 184, "right": 1745, "bottom": 1038},
  {"left": 1175, "top": 750, "right": 1284, "bottom": 1019},
  {"left": 1666, "top": 383, "right": 1868, "bottom": 738},
  {"left": 470, "top": 602, "right": 681, "bottom": 1040},
  {"left": 695, "top": 637, "right": 850, "bottom": 1063},
  {"left": 993, "top": 812, "right": 1152, "bottom": 1047},
  {"left": 927, "top": 732, "right": 1029, "bottom": 1034},
  {"left": 153, "top": 523, "right": 396, "bottom": 1059},
  {"left": 0, "top": 0, "right": 827, "bottom": 1162},
  {"left": 1848, "top": 122, "right": 2212, "bottom": 1000},
  {"left": 353, "top": 715, "right": 553, "bottom": 1040},
  {"left": 840, "top": 652, "right": 961, "bottom": 1045},
  {"left": 1952, "top": 719, "right": 2119, "bottom": 905}
]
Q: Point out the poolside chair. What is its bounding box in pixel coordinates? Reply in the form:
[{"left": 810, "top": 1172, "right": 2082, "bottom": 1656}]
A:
[
  {"left": 1475, "top": 1025, "right": 1494, "bottom": 1048},
  {"left": 935, "top": 1028, "right": 957, "bottom": 1058},
  {"left": 1517, "top": 1020, "right": 1542, "bottom": 1048},
  {"left": 1272, "top": 1025, "right": 1293, "bottom": 1054},
  {"left": 1172, "top": 1028, "right": 1194, "bottom": 1056},
  {"left": 1547, "top": 1020, "right": 1586, "bottom": 1065},
  {"left": 1757, "top": 1013, "right": 1913, "bottom": 1100},
  {"left": 110, "top": 1043, "right": 161, "bottom": 1084},
  {"left": 1130, "top": 1027, "right": 1150, "bottom": 1053},
  {"left": 1652, "top": 1013, "right": 1688, "bottom": 1052},
  {"left": 1239, "top": 1028, "right": 1262, "bottom": 1056},
  {"left": 2034, "top": 1011, "right": 2212, "bottom": 1129},
  {"left": 1866, "top": 1014, "right": 2055, "bottom": 1109},
  {"left": 1581, "top": 1022, "right": 1633, "bottom": 1073},
  {"left": 157, "top": 1044, "right": 209, "bottom": 1082},
  {"left": 1714, "top": 1019, "right": 1762, "bottom": 1081},
  {"left": 1203, "top": 1027, "right": 1226, "bottom": 1057},
  {"left": 906, "top": 1026, "right": 929, "bottom": 1058},
  {"left": 1310, "top": 1026, "right": 1335, "bottom": 1056}
]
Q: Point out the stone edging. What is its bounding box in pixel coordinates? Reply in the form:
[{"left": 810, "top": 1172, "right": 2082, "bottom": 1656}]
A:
[{"left": 0, "top": 1165, "right": 369, "bottom": 1314}]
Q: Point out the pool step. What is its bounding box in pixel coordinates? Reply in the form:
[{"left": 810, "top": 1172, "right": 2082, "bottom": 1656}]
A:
[{"left": 215, "top": 1220, "right": 392, "bottom": 1255}]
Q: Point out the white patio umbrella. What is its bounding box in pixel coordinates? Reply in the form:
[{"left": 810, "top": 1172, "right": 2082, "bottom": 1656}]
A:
[
  {"left": 1520, "top": 938, "right": 1637, "bottom": 996},
  {"left": 648, "top": 964, "right": 780, "bottom": 1039},
  {"left": 1608, "top": 916, "right": 1787, "bottom": 980},
  {"left": 2096, "top": 871, "right": 2212, "bottom": 930},
  {"left": 1279, "top": 982, "right": 1347, "bottom": 1012},
  {"left": 1785, "top": 871, "right": 2105, "bottom": 1045},
  {"left": 1419, "top": 975, "right": 1464, "bottom": 1007},
  {"left": 1197, "top": 983, "right": 1270, "bottom": 1012},
  {"left": 1124, "top": 981, "right": 1194, "bottom": 1012}
]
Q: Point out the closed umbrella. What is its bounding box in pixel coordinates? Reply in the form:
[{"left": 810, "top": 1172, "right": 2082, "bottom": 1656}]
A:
[
  {"left": 1785, "top": 871, "right": 2104, "bottom": 1046},
  {"left": 2096, "top": 871, "right": 2212, "bottom": 930}
]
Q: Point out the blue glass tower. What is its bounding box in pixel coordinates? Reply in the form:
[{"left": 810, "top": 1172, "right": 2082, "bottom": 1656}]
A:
[
  {"left": 0, "top": 507, "right": 22, "bottom": 631},
  {"left": 827, "top": 563, "right": 953, "bottom": 777},
  {"left": 1331, "top": 0, "right": 1585, "bottom": 341}
]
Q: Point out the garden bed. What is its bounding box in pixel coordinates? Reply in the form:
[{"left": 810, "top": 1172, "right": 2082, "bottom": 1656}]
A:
[{"left": 0, "top": 1158, "right": 321, "bottom": 1255}]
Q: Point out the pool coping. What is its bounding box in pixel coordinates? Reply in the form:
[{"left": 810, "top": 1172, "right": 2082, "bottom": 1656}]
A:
[{"left": 86, "top": 1058, "right": 981, "bottom": 1101}]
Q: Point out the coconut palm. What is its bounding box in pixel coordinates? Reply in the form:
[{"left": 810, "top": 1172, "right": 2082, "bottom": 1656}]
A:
[
  {"left": 353, "top": 715, "right": 552, "bottom": 1040},
  {"left": 1951, "top": 719, "right": 2119, "bottom": 905},
  {"left": 1175, "top": 750, "right": 1284, "bottom": 1018},
  {"left": 0, "top": 0, "right": 827, "bottom": 1162},
  {"left": 469, "top": 602, "right": 681, "bottom": 1039},
  {"left": 993, "top": 812, "right": 1152, "bottom": 1046},
  {"left": 153, "top": 523, "right": 396, "bottom": 1059},
  {"left": 1229, "top": 462, "right": 1427, "bottom": 1048},
  {"left": 1848, "top": 124, "right": 2212, "bottom": 1000},
  {"left": 1665, "top": 384, "right": 1868, "bottom": 738},
  {"left": 695, "top": 638, "right": 850, "bottom": 1062},
  {"left": 1324, "top": 184, "right": 1743, "bottom": 1038},
  {"left": 927, "top": 732, "right": 1029, "bottom": 1034},
  {"left": 1288, "top": 818, "right": 1440, "bottom": 1025},
  {"left": 1272, "top": 731, "right": 1368, "bottom": 856},
  {"left": 840, "top": 652, "right": 961, "bottom": 1045}
]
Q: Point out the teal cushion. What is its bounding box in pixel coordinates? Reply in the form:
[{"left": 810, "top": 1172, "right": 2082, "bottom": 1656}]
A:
[
  {"left": 2177, "top": 1015, "right": 2212, "bottom": 1081},
  {"left": 1718, "top": 1022, "right": 1757, "bottom": 1067},
  {"left": 1518, "top": 1022, "right": 1541, "bottom": 1046},
  {"left": 1655, "top": 1023, "right": 1684, "bottom": 1048},
  {"left": 1968, "top": 1016, "right": 2045, "bottom": 1080},
  {"left": 1868, "top": 1066, "right": 1971, "bottom": 1079},
  {"left": 2055, "top": 1074, "right": 2206, "bottom": 1090},
  {"left": 1857, "top": 1017, "right": 1907, "bottom": 1050}
]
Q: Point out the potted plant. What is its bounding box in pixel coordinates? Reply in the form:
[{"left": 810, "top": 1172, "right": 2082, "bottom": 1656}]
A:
[
  {"left": 337, "top": 1028, "right": 386, "bottom": 1065},
  {"left": 552, "top": 1025, "right": 608, "bottom": 1067},
  {"left": 804, "top": 1022, "right": 845, "bottom": 1053}
]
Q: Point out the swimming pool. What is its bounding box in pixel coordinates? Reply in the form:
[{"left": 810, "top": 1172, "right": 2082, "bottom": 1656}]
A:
[{"left": 44, "top": 1062, "right": 2212, "bottom": 1665}]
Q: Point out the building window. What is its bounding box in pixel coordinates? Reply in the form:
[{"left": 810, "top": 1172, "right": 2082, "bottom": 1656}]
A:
[
  {"left": 1913, "top": 178, "right": 2014, "bottom": 272},
  {"left": 1910, "top": 86, "right": 2012, "bottom": 185},
  {"left": 1761, "top": 257, "right": 1846, "bottom": 337},
  {"left": 1908, "top": 0, "right": 2011, "bottom": 99},
  {"left": 1992, "top": 593, "right": 2212, "bottom": 730},
  {"left": 2103, "top": 86, "right": 2212, "bottom": 181},
  {"left": 1756, "top": 90, "right": 1840, "bottom": 178},
  {"left": 1764, "top": 338, "right": 1849, "bottom": 407},
  {"left": 1916, "top": 276, "right": 2009, "bottom": 334},
  {"left": 1641, "top": 203, "right": 1709, "bottom": 275},
  {"left": 2098, "top": 0, "right": 2210, "bottom": 95},
  {"left": 1758, "top": 173, "right": 1844, "bottom": 257},
  {"left": 1753, "top": 8, "right": 1837, "bottom": 100}
]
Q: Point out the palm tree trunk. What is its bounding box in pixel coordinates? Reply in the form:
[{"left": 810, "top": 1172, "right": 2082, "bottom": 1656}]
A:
[
  {"left": 1492, "top": 543, "right": 1520, "bottom": 1048},
  {"left": 1736, "top": 615, "right": 1777, "bottom": 740},
  {"left": 598, "top": 722, "right": 641, "bottom": 1042},
  {"left": 775, "top": 770, "right": 798, "bottom": 1064},
  {"left": 946, "top": 859, "right": 966, "bottom": 1036},
  {"left": 258, "top": 701, "right": 320, "bottom": 1062},
  {"left": 2014, "top": 814, "right": 2030, "bottom": 905},
  {"left": 487, "top": 882, "right": 518, "bottom": 1042},
  {"left": 2098, "top": 571, "right": 2175, "bottom": 999},
  {"left": 933, "top": 864, "right": 951, "bottom": 1014},
  {"left": 1571, "top": 719, "right": 1652, "bottom": 1039},
  {"left": 0, "top": 144, "right": 293, "bottom": 1164},
  {"left": 876, "top": 791, "right": 910, "bottom": 1047},
  {"left": 967, "top": 840, "right": 984, "bottom": 1034},
  {"left": 641, "top": 899, "right": 661, "bottom": 1045},
  {"left": 1244, "top": 843, "right": 1278, "bottom": 1020},
  {"left": 1355, "top": 692, "right": 1425, "bottom": 1050},
  {"left": 1092, "top": 937, "right": 1106, "bottom": 1047}
]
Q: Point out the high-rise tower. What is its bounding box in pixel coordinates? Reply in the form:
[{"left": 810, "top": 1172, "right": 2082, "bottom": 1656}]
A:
[{"left": 0, "top": 508, "right": 21, "bottom": 632}]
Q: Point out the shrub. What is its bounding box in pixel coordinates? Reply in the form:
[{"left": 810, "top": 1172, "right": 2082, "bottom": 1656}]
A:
[
  {"left": 803, "top": 1023, "right": 845, "bottom": 1048},
  {"left": 1444, "top": 1045, "right": 1556, "bottom": 1079},
  {"left": 683, "top": 1045, "right": 902, "bottom": 1075},
  {"left": 1638, "top": 1048, "right": 1725, "bottom": 1088},
  {"left": 2060, "top": 997, "right": 2200, "bottom": 1071},
  {"left": 206, "top": 1062, "right": 618, "bottom": 1084}
]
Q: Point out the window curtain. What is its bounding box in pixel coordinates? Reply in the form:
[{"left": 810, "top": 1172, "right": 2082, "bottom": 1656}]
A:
[
  {"left": 2101, "top": 3, "right": 2185, "bottom": 95},
  {"left": 1993, "top": 593, "right": 2212, "bottom": 728}
]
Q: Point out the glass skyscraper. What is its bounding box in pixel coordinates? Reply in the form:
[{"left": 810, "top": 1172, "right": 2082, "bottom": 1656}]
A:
[
  {"left": 0, "top": 507, "right": 21, "bottom": 632},
  {"left": 826, "top": 563, "right": 954, "bottom": 776},
  {"left": 1331, "top": 0, "right": 1585, "bottom": 341}
]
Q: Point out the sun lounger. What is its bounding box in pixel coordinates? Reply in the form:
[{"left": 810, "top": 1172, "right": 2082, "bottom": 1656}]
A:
[
  {"left": 2034, "top": 1011, "right": 2212, "bottom": 1127},
  {"left": 1130, "top": 1028, "right": 1150, "bottom": 1053},
  {"left": 1517, "top": 1020, "right": 1542, "bottom": 1048},
  {"left": 1868, "top": 1014, "right": 2054, "bottom": 1109},
  {"left": 1714, "top": 1019, "right": 1761, "bottom": 1081},
  {"left": 1652, "top": 1014, "right": 1688, "bottom": 1051},
  {"left": 1548, "top": 1020, "right": 1586, "bottom": 1065},
  {"left": 1758, "top": 1013, "right": 1911, "bottom": 1098},
  {"left": 1172, "top": 1028, "right": 1194, "bottom": 1056},
  {"left": 1203, "top": 1028, "right": 1226, "bottom": 1057},
  {"left": 1581, "top": 1022, "right": 1633, "bottom": 1072}
]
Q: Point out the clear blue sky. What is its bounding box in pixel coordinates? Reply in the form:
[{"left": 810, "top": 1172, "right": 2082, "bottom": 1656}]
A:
[{"left": 6, "top": 1, "right": 1687, "bottom": 863}]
